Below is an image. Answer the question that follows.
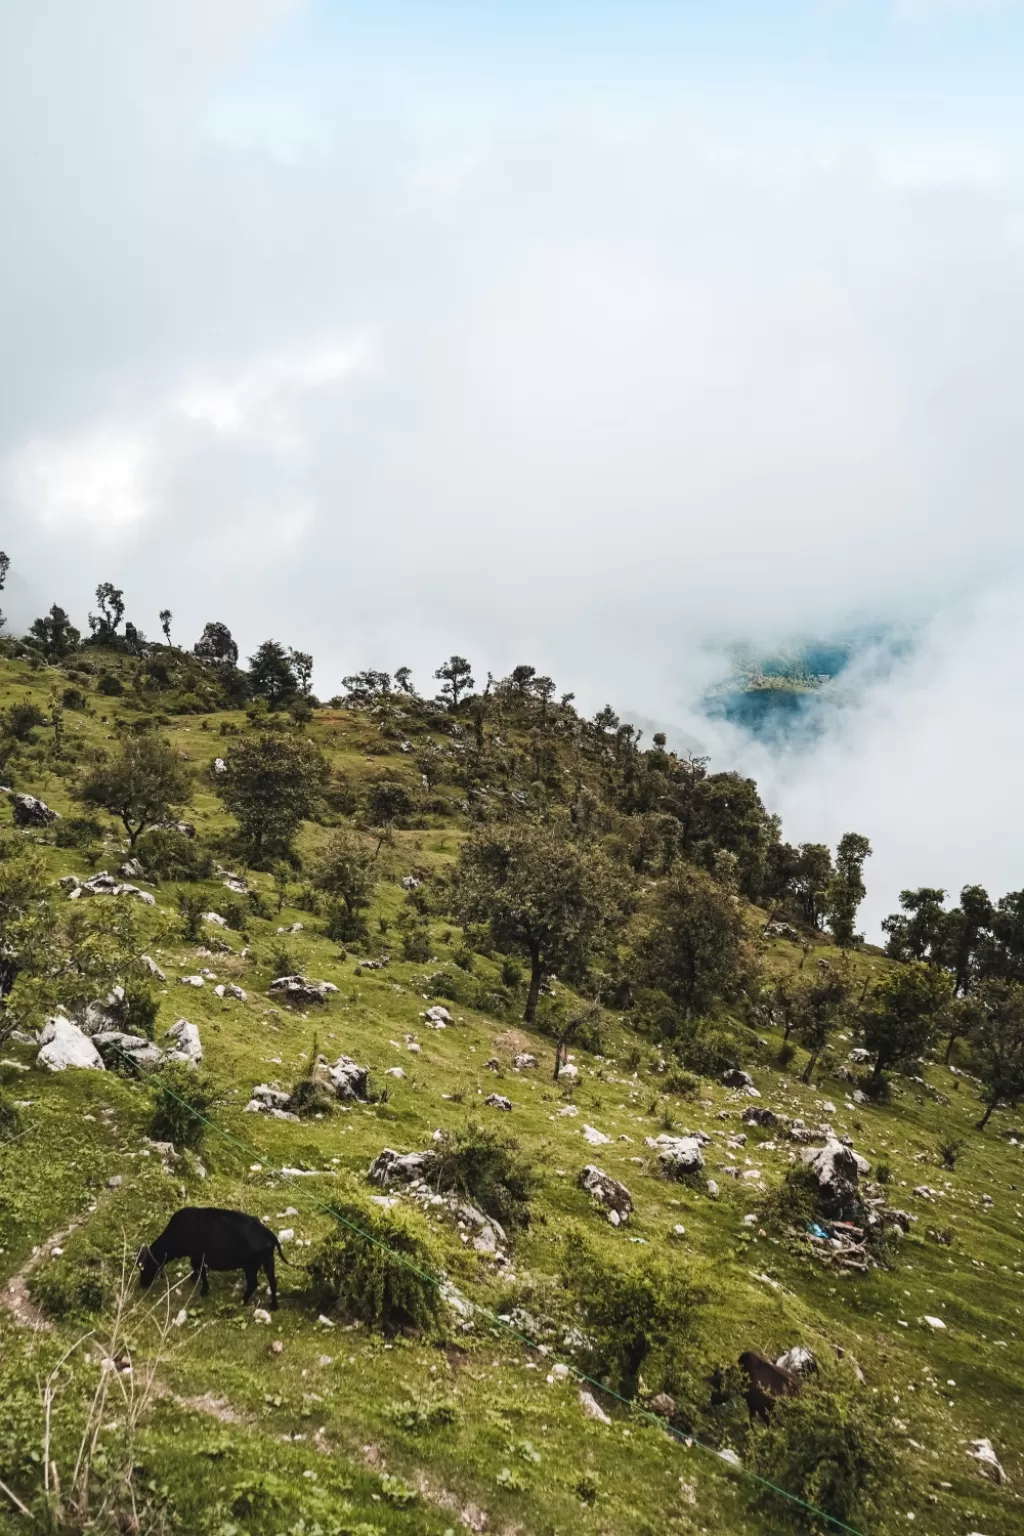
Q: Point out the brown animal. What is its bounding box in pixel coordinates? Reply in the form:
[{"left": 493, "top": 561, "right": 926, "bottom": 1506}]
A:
[{"left": 737, "top": 1350, "right": 801, "bottom": 1421}]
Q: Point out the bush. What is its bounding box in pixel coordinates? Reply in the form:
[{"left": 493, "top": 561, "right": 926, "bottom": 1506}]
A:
[
  {"left": 746, "top": 1362, "right": 901, "bottom": 1530},
  {"left": 674, "top": 1020, "right": 748, "bottom": 1079},
  {"left": 218, "top": 896, "right": 249, "bottom": 933},
  {"left": 875, "top": 1161, "right": 892, "bottom": 1185},
  {"left": 433, "top": 1120, "right": 534, "bottom": 1231},
  {"left": 53, "top": 814, "right": 106, "bottom": 849},
  {"left": 177, "top": 890, "right": 206, "bottom": 941},
  {"left": 759, "top": 1167, "right": 821, "bottom": 1233},
  {"left": 500, "top": 957, "right": 523, "bottom": 990},
  {"left": 28, "top": 1251, "right": 110, "bottom": 1320},
  {"left": 0, "top": 1084, "right": 21, "bottom": 1140},
  {"left": 97, "top": 673, "right": 123, "bottom": 696},
  {"left": 560, "top": 1228, "right": 710, "bottom": 1400},
  {"left": 135, "top": 826, "right": 213, "bottom": 882},
  {"left": 937, "top": 1135, "right": 966, "bottom": 1170},
  {"left": 112, "top": 977, "right": 160, "bottom": 1040},
  {"left": 61, "top": 686, "right": 88, "bottom": 710},
  {"left": 401, "top": 925, "right": 432, "bottom": 962},
  {"left": 662, "top": 1068, "right": 700, "bottom": 1098},
  {"left": 287, "top": 1072, "right": 336, "bottom": 1118},
  {"left": 147, "top": 1064, "right": 221, "bottom": 1151},
  {"left": 307, "top": 1199, "right": 445, "bottom": 1335},
  {"left": 324, "top": 902, "right": 370, "bottom": 944}
]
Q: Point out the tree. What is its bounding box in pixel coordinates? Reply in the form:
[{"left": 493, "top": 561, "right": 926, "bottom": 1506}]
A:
[
  {"left": 827, "top": 832, "right": 872, "bottom": 947},
  {"left": 159, "top": 609, "right": 172, "bottom": 644},
  {"left": 194, "top": 621, "right": 238, "bottom": 665},
  {"left": 310, "top": 828, "right": 377, "bottom": 938},
  {"left": 342, "top": 670, "right": 391, "bottom": 703},
  {"left": 0, "top": 550, "right": 9, "bottom": 632},
  {"left": 217, "top": 728, "right": 327, "bottom": 858},
  {"left": 791, "top": 842, "right": 834, "bottom": 929},
  {"left": 28, "top": 605, "right": 80, "bottom": 660},
  {"left": 77, "top": 734, "right": 193, "bottom": 848},
  {"left": 291, "top": 650, "right": 314, "bottom": 697},
  {"left": 434, "top": 655, "right": 474, "bottom": 709},
  {"left": 87, "top": 582, "right": 125, "bottom": 645},
  {"left": 366, "top": 778, "right": 414, "bottom": 834},
  {"left": 394, "top": 666, "right": 415, "bottom": 694},
  {"left": 633, "top": 864, "right": 748, "bottom": 1020},
  {"left": 965, "top": 978, "right": 1024, "bottom": 1129},
  {"left": 687, "top": 772, "right": 780, "bottom": 903},
  {"left": 509, "top": 664, "right": 536, "bottom": 695},
  {"left": 248, "top": 640, "right": 298, "bottom": 708},
  {"left": 882, "top": 887, "right": 948, "bottom": 963},
  {"left": 593, "top": 705, "right": 619, "bottom": 733},
  {"left": 941, "top": 884, "right": 993, "bottom": 995},
  {"left": 860, "top": 962, "right": 952, "bottom": 1085},
  {"left": 456, "top": 819, "right": 623, "bottom": 1022},
  {"left": 792, "top": 961, "right": 852, "bottom": 1083},
  {"left": 975, "top": 889, "right": 1024, "bottom": 984}
]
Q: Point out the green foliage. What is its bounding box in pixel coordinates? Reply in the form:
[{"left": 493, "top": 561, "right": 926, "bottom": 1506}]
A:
[
  {"left": 456, "top": 817, "right": 624, "bottom": 1022},
  {"left": 826, "top": 831, "right": 872, "bottom": 947},
  {"left": 384, "top": 1397, "right": 458, "bottom": 1433},
  {"left": 746, "top": 1362, "right": 901, "bottom": 1530},
  {"left": 135, "top": 825, "right": 214, "bottom": 881},
  {"left": 662, "top": 1067, "right": 700, "bottom": 1097},
  {"left": 310, "top": 828, "right": 377, "bottom": 926},
  {"left": 113, "top": 976, "right": 160, "bottom": 1040},
  {"left": 0, "top": 1082, "right": 22, "bottom": 1139},
  {"left": 178, "top": 890, "right": 206, "bottom": 941},
  {"left": 53, "top": 814, "right": 106, "bottom": 850},
  {"left": 433, "top": 1119, "right": 535, "bottom": 1231},
  {"left": 248, "top": 638, "right": 299, "bottom": 708},
  {"left": 307, "top": 1199, "right": 445, "bottom": 1336},
  {"left": 965, "top": 976, "right": 1024, "bottom": 1128},
  {"left": 28, "top": 603, "right": 81, "bottom": 660},
  {"left": 28, "top": 1251, "right": 111, "bottom": 1320},
  {"left": 76, "top": 733, "right": 193, "bottom": 846},
  {"left": 560, "top": 1228, "right": 710, "bottom": 1400},
  {"left": 217, "top": 727, "right": 328, "bottom": 858},
  {"left": 148, "top": 1063, "right": 222, "bottom": 1150},
  {"left": 937, "top": 1134, "right": 966, "bottom": 1169},
  {"left": 632, "top": 864, "right": 750, "bottom": 1020},
  {"left": 861, "top": 962, "right": 953, "bottom": 1083},
  {"left": 673, "top": 1019, "right": 749, "bottom": 1079},
  {"left": 97, "top": 671, "right": 124, "bottom": 696},
  {"left": 4, "top": 882, "right": 145, "bottom": 1029},
  {"left": 759, "top": 1167, "right": 822, "bottom": 1232}
]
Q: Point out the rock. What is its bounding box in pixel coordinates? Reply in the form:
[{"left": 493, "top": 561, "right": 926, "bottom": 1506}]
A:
[
  {"left": 776, "top": 1346, "right": 816, "bottom": 1376},
  {"left": 923, "top": 1315, "right": 946, "bottom": 1330},
  {"left": 722, "top": 1068, "right": 755, "bottom": 1090},
  {"left": 579, "top": 1389, "right": 611, "bottom": 1425},
  {"left": 579, "top": 1164, "right": 633, "bottom": 1223},
  {"left": 179, "top": 974, "right": 205, "bottom": 989},
  {"left": 327, "top": 1055, "right": 369, "bottom": 1100},
  {"left": 164, "top": 1018, "right": 203, "bottom": 1064},
  {"left": 277, "top": 1228, "right": 294, "bottom": 1242},
  {"left": 913, "top": 1185, "right": 940, "bottom": 1201},
  {"left": 275, "top": 922, "right": 304, "bottom": 935},
  {"left": 556, "top": 1061, "right": 579, "bottom": 1080},
  {"left": 212, "top": 757, "right": 227, "bottom": 774},
  {"left": 718, "top": 1448, "right": 741, "bottom": 1467},
  {"left": 424, "top": 1005, "right": 452, "bottom": 1028},
  {"left": 367, "top": 1148, "right": 439, "bottom": 1187},
  {"left": 649, "top": 1392, "right": 676, "bottom": 1417},
  {"left": 401, "top": 874, "right": 421, "bottom": 889},
  {"left": 37, "top": 1016, "right": 105, "bottom": 1072},
  {"left": 582, "top": 1123, "right": 611, "bottom": 1145},
  {"left": 203, "top": 911, "right": 228, "bottom": 927},
  {"left": 743, "top": 1106, "right": 779, "bottom": 1127},
  {"left": 968, "top": 1438, "right": 1006, "bottom": 1484},
  {"left": 649, "top": 1133, "right": 705, "bottom": 1178},
  {"left": 706, "top": 1179, "right": 720, "bottom": 1198},
  {"left": 512, "top": 1053, "right": 538, "bottom": 1070},
  {"left": 385, "top": 1066, "right": 405, "bottom": 1079},
  {"left": 213, "top": 983, "right": 247, "bottom": 1001},
  {"left": 107, "top": 1174, "right": 123, "bottom": 1189},
  {"left": 253, "top": 1308, "right": 272, "bottom": 1325},
  {"left": 799, "top": 1137, "right": 869, "bottom": 1216},
  {"left": 270, "top": 1339, "right": 284, "bottom": 1354},
  {"left": 268, "top": 975, "right": 339, "bottom": 1006},
  {"left": 848, "top": 1047, "right": 872, "bottom": 1064},
  {"left": 93, "top": 1031, "right": 166, "bottom": 1071},
  {"left": 485, "top": 1094, "right": 513, "bottom": 1111},
  {"left": 140, "top": 954, "right": 166, "bottom": 981},
  {"left": 11, "top": 792, "right": 60, "bottom": 827},
  {"left": 484, "top": 1057, "right": 500, "bottom": 1071},
  {"left": 119, "top": 857, "right": 144, "bottom": 878},
  {"left": 64, "top": 870, "right": 155, "bottom": 904}
]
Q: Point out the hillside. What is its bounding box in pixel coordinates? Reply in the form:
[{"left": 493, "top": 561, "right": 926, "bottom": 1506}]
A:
[{"left": 0, "top": 632, "right": 1022, "bottom": 1536}]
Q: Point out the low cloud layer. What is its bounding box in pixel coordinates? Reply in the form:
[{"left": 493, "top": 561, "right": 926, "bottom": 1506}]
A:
[{"left": 3, "top": 1, "right": 1024, "bottom": 934}]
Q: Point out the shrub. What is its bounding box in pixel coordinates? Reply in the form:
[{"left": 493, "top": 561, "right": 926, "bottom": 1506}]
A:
[
  {"left": 147, "top": 1063, "right": 221, "bottom": 1151},
  {"left": 674, "top": 1020, "right": 748, "bottom": 1079},
  {"left": 758, "top": 1168, "right": 821, "bottom": 1233},
  {"left": 937, "top": 1135, "right": 966, "bottom": 1170},
  {"left": 875, "top": 1161, "right": 892, "bottom": 1185},
  {"left": 97, "top": 673, "right": 123, "bottom": 696},
  {"left": 433, "top": 1120, "right": 534, "bottom": 1231},
  {"left": 560, "top": 1228, "right": 710, "bottom": 1400},
  {"left": 0, "top": 1084, "right": 21, "bottom": 1140},
  {"left": 324, "top": 902, "right": 369, "bottom": 944},
  {"left": 53, "top": 814, "right": 106, "bottom": 849},
  {"left": 177, "top": 890, "right": 206, "bottom": 941},
  {"left": 218, "top": 896, "right": 249, "bottom": 932},
  {"left": 500, "top": 957, "right": 523, "bottom": 990},
  {"left": 61, "top": 686, "right": 88, "bottom": 710},
  {"left": 113, "top": 978, "right": 160, "bottom": 1040},
  {"left": 135, "top": 826, "right": 213, "bottom": 881},
  {"left": 401, "top": 925, "right": 432, "bottom": 962},
  {"left": 384, "top": 1396, "right": 458, "bottom": 1433},
  {"left": 28, "top": 1251, "right": 110, "bottom": 1320},
  {"left": 663, "top": 1068, "right": 699, "bottom": 1098},
  {"left": 288, "top": 1073, "right": 336, "bottom": 1118},
  {"left": 746, "top": 1362, "right": 901, "bottom": 1530},
  {"left": 307, "top": 1199, "right": 444, "bottom": 1335}
]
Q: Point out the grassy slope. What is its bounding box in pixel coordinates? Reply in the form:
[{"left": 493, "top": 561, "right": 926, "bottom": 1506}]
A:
[{"left": 1, "top": 653, "right": 1022, "bottom": 1536}]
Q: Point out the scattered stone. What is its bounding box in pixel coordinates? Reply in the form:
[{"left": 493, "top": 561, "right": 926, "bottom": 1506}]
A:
[
  {"left": 485, "top": 1094, "right": 513, "bottom": 1111},
  {"left": 424, "top": 1005, "right": 452, "bottom": 1028},
  {"left": 648, "top": 1133, "right": 706, "bottom": 1178},
  {"left": 325, "top": 1055, "right": 369, "bottom": 1100},
  {"left": 107, "top": 1175, "right": 123, "bottom": 1189},
  {"left": 579, "top": 1389, "right": 611, "bottom": 1425},
  {"left": 776, "top": 1346, "right": 816, "bottom": 1376},
  {"left": 212, "top": 757, "right": 228, "bottom": 775},
  {"left": 270, "top": 1339, "right": 284, "bottom": 1355},
  {"left": 244, "top": 1085, "right": 299, "bottom": 1122},
  {"left": 718, "top": 1448, "right": 741, "bottom": 1467},
  {"left": 213, "top": 983, "right": 247, "bottom": 1001},
  {"left": 253, "top": 1308, "right": 272, "bottom": 1325},
  {"left": 484, "top": 1057, "right": 500, "bottom": 1071},
  {"left": 722, "top": 1069, "right": 755, "bottom": 1090},
  {"left": 275, "top": 922, "right": 304, "bottom": 934},
  {"left": 140, "top": 954, "right": 166, "bottom": 981},
  {"left": 512, "top": 1053, "right": 538, "bottom": 1070},
  {"left": 557, "top": 1105, "right": 579, "bottom": 1117},
  {"left": 119, "top": 857, "right": 144, "bottom": 879},
  {"left": 179, "top": 974, "right": 205, "bottom": 988},
  {"left": 742, "top": 1106, "right": 779, "bottom": 1128},
  {"left": 706, "top": 1179, "right": 720, "bottom": 1198},
  {"left": 582, "top": 1123, "right": 611, "bottom": 1145},
  {"left": 923, "top": 1315, "right": 946, "bottom": 1330},
  {"left": 367, "top": 1148, "right": 439, "bottom": 1187},
  {"left": 848, "top": 1048, "right": 872, "bottom": 1064},
  {"left": 93, "top": 1031, "right": 166, "bottom": 1071},
  {"left": 63, "top": 871, "right": 154, "bottom": 904},
  {"left": 649, "top": 1392, "right": 676, "bottom": 1417},
  {"left": 164, "top": 1018, "right": 203, "bottom": 1064},
  {"left": 268, "top": 975, "right": 339, "bottom": 1007},
  {"left": 400, "top": 875, "right": 421, "bottom": 889},
  {"left": 799, "top": 1137, "right": 869, "bottom": 1216},
  {"left": 37, "top": 1017, "right": 105, "bottom": 1072},
  {"left": 385, "top": 1066, "right": 405, "bottom": 1079},
  {"left": 578, "top": 1165, "right": 633, "bottom": 1224},
  {"left": 968, "top": 1438, "right": 1006, "bottom": 1484},
  {"left": 203, "top": 911, "right": 228, "bottom": 927},
  {"left": 11, "top": 791, "right": 59, "bottom": 827}
]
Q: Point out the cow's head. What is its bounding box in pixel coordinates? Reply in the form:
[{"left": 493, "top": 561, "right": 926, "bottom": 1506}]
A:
[{"left": 136, "top": 1245, "right": 161, "bottom": 1290}]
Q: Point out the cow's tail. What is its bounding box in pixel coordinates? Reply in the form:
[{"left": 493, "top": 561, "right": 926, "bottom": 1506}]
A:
[{"left": 273, "top": 1237, "right": 309, "bottom": 1269}]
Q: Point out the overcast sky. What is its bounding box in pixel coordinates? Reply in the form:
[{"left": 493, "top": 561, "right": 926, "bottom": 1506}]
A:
[{"left": 3, "top": 0, "right": 1024, "bottom": 934}]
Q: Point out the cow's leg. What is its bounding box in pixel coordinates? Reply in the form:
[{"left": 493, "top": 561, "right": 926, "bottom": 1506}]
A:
[
  {"left": 263, "top": 1249, "right": 278, "bottom": 1310},
  {"left": 242, "top": 1263, "right": 260, "bottom": 1304}
]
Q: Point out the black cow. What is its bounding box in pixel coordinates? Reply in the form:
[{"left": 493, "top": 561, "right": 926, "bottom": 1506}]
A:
[{"left": 137, "top": 1207, "right": 286, "bottom": 1309}]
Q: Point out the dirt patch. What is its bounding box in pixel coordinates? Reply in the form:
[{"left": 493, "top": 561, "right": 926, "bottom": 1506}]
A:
[
  {"left": 149, "top": 1382, "right": 247, "bottom": 1425},
  {"left": 0, "top": 1218, "right": 89, "bottom": 1332},
  {"left": 492, "top": 1030, "right": 533, "bottom": 1057}
]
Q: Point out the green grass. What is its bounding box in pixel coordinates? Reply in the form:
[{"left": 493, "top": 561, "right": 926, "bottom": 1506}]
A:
[{"left": 1, "top": 650, "right": 1022, "bottom": 1535}]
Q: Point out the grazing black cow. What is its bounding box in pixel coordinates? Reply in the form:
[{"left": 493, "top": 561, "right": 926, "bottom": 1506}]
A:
[
  {"left": 137, "top": 1207, "right": 286, "bottom": 1310},
  {"left": 737, "top": 1350, "right": 801, "bottom": 1422}
]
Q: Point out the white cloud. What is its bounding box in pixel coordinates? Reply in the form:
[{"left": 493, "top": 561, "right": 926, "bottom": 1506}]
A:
[{"left": 8, "top": 430, "right": 149, "bottom": 533}]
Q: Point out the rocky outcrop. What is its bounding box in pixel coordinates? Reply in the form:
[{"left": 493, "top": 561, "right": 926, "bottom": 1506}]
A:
[
  {"left": 37, "top": 1016, "right": 105, "bottom": 1072},
  {"left": 485, "top": 1093, "right": 513, "bottom": 1111},
  {"left": 61, "top": 871, "right": 155, "bottom": 905},
  {"left": 11, "top": 792, "right": 59, "bottom": 827},
  {"left": 268, "top": 975, "right": 340, "bottom": 1006},
  {"left": 648, "top": 1133, "right": 707, "bottom": 1178},
  {"left": 367, "top": 1148, "right": 439, "bottom": 1187},
  {"left": 244, "top": 1084, "right": 299, "bottom": 1121},
  {"left": 800, "top": 1137, "right": 870, "bottom": 1218},
  {"left": 578, "top": 1165, "right": 633, "bottom": 1225},
  {"left": 93, "top": 1031, "right": 166, "bottom": 1071},
  {"left": 164, "top": 1018, "right": 203, "bottom": 1064}
]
